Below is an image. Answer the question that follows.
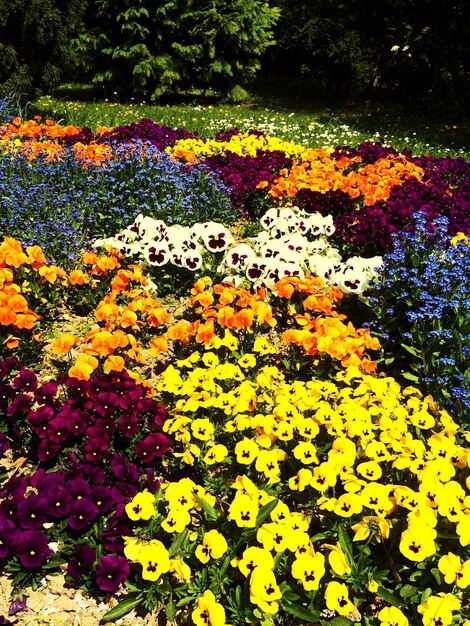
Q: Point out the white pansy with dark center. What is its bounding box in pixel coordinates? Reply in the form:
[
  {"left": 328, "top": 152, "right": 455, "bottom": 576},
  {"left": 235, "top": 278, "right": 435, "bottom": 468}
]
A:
[
  {"left": 183, "top": 252, "right": 203, "bottom": 271},
  {"left": 307, "top": 212, "right": 335, "bottom": 237},
  {"left": 333, "top": 256, "right": 383, "bottom": 294},
  {"left": 198, "top": 222, "right": 233, "bottom": 253},
  {"left": 260, "top": 208, "right": 282, "bottom": 230},
  {"left": 143, "top": 241, "right": 170, "bottom": 266},
  {"left": 222, "top": 243, "right": 256, "bottom": 269},
  {"left": 132, "top": 214, "right": 168, "bottom": 242},
  {"left": 246, "top": 258, "right": 268, "bottom": 282}
]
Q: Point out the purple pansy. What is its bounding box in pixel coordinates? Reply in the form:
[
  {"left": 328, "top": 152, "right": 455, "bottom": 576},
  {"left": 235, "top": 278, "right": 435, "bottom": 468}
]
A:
[{"left": 95, "top": 555, "right": 130, "bottom": 593}]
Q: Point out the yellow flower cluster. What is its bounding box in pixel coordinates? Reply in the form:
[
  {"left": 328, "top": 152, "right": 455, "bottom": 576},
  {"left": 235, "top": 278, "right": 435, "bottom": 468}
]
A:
[
  {"left": 167, "top": 132, "right": 309, "bottom": 162},
  {"left": 123, "top": 318, "right": 469, "bottom": 623}
]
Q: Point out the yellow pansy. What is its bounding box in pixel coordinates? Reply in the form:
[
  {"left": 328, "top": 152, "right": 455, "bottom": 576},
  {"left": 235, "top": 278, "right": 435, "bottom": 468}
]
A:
[
  {"left": 192, "top": 590, "right": 226, "bottom": 626},
  {"left": 125, "top": 490, "right": 156, "bottom": 521},
  {"left": 195, "top": 530, "right": 228, "bottom": 564}
]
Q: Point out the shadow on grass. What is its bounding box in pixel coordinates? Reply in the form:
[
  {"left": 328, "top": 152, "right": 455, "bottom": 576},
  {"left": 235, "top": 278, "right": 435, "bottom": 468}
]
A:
[{"left": 249, "top": 78, "right": 470, "bottom": 152}]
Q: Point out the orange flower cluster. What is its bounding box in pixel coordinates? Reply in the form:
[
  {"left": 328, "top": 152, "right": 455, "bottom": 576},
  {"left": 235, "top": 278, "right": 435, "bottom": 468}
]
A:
[
  {"left": 0, "top": 117, "right": 82, "bottom": 141},
  {"left": 266, "top": 152, "right": 425, "bottom": 206},
  {"left": 53, "top": 262, "right": 171, "bottom": 379},
  {"left": 0, "top": 238, "right": 50, "bottom": 348},
  {"left": 273, "top": 276, "right": 379, "bottom": 372},
  {"left": 161, "top": 277, "right": 277, "bottom": 348},
  {"left": 0, "top": 118, "right": 114, "bottom": 166},
  {"left": 71, "top": 142, "right": 113, "bottom": 167}
]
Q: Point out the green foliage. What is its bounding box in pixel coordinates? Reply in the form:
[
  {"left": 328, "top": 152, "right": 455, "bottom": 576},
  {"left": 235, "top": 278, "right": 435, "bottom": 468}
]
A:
[
  {"left": 74, "top": 0, "right": 280, "bottom": 101},
  {"left": 0, "top": 0, "right": 85, "bottom": 101}
]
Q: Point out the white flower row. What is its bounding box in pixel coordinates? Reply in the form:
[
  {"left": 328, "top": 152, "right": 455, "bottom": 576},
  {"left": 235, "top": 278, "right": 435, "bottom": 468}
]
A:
[{"left": 93, "top": 206, "right": 382, "bottom": 294}]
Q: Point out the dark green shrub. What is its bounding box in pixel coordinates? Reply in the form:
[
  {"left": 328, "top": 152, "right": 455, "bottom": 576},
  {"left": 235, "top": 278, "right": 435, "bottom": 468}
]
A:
[
  {"left": 74, "top": 0, "right": 280, "bottom": 102},
  {"left": 0, "top": 0, "right": 85, "bottom": 101}
]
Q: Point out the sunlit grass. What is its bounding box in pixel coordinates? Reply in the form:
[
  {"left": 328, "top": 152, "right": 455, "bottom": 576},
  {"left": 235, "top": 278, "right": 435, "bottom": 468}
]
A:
[{"left": 30, "top": 83, "right": 470, "bottom": 159}]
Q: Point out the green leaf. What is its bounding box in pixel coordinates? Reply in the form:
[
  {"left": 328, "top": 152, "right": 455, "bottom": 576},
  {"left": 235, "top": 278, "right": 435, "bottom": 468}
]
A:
[
  {"left": 401, "top": 344, "right": 421, "bottom": 357},
  {"left": 169, "top": 529, "right": 189, "bottom": 557},
  {"left": 255, "top": 498, "right": 279, "bottom": 528},
  {"left": 176, "top": 595, "right": 196, "bottom": 608},
  {"left": 399, "top": 584, "right": 418, "bottom": 598},
  {"left": 100, "top": 595, "right": 143, "bottom": 621},
  {"left": 421, "top": 588, "right": 433, "bottom": 603},
  {"left": 165, "top": 596, "right": 176, "bottom": 622},
  {"left": 328, "top": 617, "right": 355, "bottom": 626},
  {"left": 282, "top": 591, "right": 301, "bottom": 602},
  {"left": 401, "top": 371, "right": 420, "bottom": 382},
  {"left": 337, "top": 525, "right": 354, "bottom": 569},
  {"left": 431, "top": 568, "right": 443, "bottom": 584},
  {"left": 194, "top": 494, "right": 220, "bottom": 521},
  {"left": 376, "top": 586, "right": 402, "bottom": 607},
  {"left": 282, "top": 603, "right": 320, "bottom": 622},
  {"left": 310, "top": 532, "right": 331, "bottom": 542}
]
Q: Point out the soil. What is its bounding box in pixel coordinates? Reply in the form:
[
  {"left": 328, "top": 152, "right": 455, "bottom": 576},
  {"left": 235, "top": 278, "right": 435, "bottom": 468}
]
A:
[{"left": 0, "top": 573, "right": 162, "bottom": 625}]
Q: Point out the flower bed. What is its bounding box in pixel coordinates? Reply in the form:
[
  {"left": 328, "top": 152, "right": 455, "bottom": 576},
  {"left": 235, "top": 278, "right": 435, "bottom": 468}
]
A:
[{"left": 0, "top": 109, "right": 469, "bottom": 626}]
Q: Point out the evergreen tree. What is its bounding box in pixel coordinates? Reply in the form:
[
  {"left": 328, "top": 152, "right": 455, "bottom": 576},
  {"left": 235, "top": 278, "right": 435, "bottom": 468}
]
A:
[
  {"left": 75, "top": 0, "right": 280, "bottom": 101},
  {"left": 0, "top": 0, "right": 85, "bottom": 100}
]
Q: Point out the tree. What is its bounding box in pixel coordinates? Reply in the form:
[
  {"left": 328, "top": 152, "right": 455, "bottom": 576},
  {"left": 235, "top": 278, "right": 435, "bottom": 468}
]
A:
[
  {"left": 75, "top": 0, "right": 280, "bottom": 101},
  {"left": 0, "top": 0, "right": 85, "bottom": 101}
]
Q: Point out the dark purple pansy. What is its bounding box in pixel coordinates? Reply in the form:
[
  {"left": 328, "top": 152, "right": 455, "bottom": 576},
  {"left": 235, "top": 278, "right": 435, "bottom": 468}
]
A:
[
  {"left": 12, "top": 369, "right": 37, "bottom": 392},
  {"left": 95, "top": 555, "right": 130, "bottom": 593},
  {"left": 7, "top": 393, "right": 33, "bottom": 416},
  {"left": 67, "top": 477, "right": 93, "bottom": 502},
  {"left": 0, "top": 384, "right": 15, "bottom": 411},
  {"left": 117, "top": 413, "right": 139, "bottom": 437},
  {"left": 68, "top": 499, "right": 100, "bottom": 530},
  {"left": 28, "top": 405, "right": 54, "bottom": 438},
  {"left": 0, "top": 434, "right": 8, "bottom": 455},
  {"left": 135, "top": 432, "right": 170, "bottom": 463},
  {"left": 95, "top": 417, "right": 117, "bottom": 436},
  {"left": 0, "top": 520, "right": 17, "bottom": 558},
  {"left": 83, "top": 435, "right": 110, "bottom": 462},
  {"left": 68, "top": 411, "right": 88, "bottom": 436},
  {"left": 0, "top": 357, "right": 19, "bottom": 380},
  {"left": 110, "top": 456, "right": 139, "bottom": 483},
  {"left": 37, "top": 438, "right": 62, "bottom": 462},
  {"left": 17, "top": 494, "right": 49, "bottom": 530},
  {"left": 47, "top": 416, "right": 71, "bottom": 444},
  {"left": 15, "top": 530, "right": 52, "bottom": 568},
  {"left": 67, "top": 544, "right": 96, "bottom": 579},
  {"left": 34, "top": 381, "right": 59, "bottom": 405},
  {"left": 44, "top": 483, "right": 72, "bottom": 518},
  {"left": 90, "top": 485, "right": 119, "bottom": 514}
]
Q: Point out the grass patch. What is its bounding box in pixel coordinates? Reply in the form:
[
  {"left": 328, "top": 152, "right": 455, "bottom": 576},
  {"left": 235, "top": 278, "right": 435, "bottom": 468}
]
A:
[{"left": 29, "top": 80, "right": 470, "bottom": 159}]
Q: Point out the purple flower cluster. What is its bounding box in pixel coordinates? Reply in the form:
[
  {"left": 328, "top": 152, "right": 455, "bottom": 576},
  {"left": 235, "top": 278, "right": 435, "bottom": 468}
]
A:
[
  {"left": 204, "top": 149, "right": 293, "bottom": 218},
  {"left": 61, "top": 118, "right": 197, "bottom": 151},
  {"left": 0, "top": 358, "right": 169, "bottom": 592},
  {"left": 214, "top": 127, "right": 265, "bottom": 142},
  {"left": 3, "top": 361, "right": 169, "bottom": 466},
  {"left": 98, "top": 118, "right": 197, "bottom": 151},
  {"left": 331, "top": 141, "right": 398, "bottom": 163}
]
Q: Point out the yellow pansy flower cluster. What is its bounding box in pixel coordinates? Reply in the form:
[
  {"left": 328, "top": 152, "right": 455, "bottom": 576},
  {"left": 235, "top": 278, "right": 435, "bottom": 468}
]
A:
[
  {"left": 122, "top": 308, "right": 470, "bottom": 624},
  {"left": 167, "top": 132, "right": 309, "bottom": 162}
]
